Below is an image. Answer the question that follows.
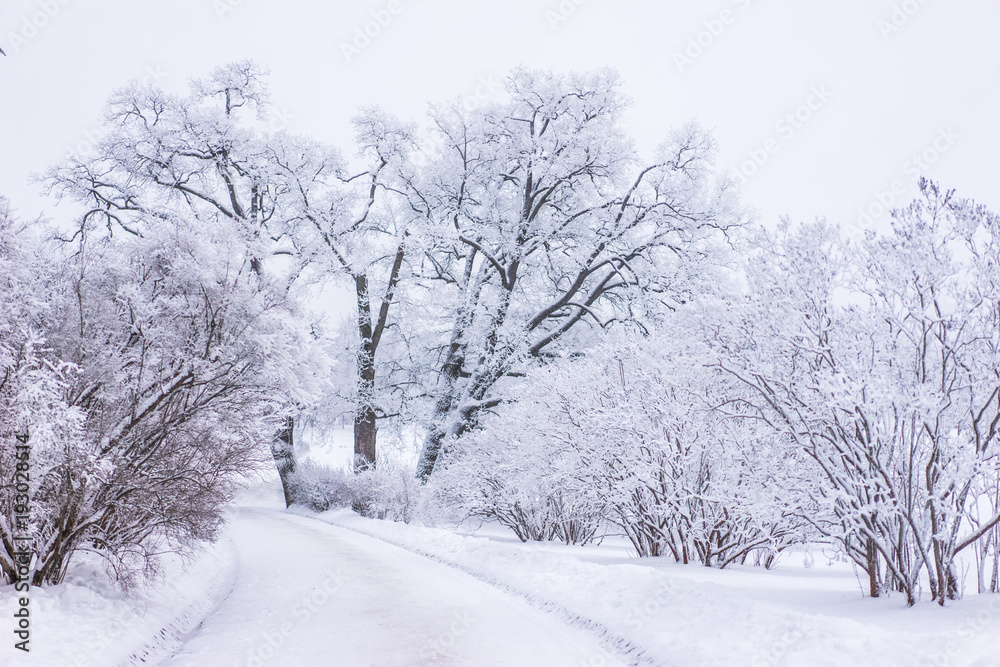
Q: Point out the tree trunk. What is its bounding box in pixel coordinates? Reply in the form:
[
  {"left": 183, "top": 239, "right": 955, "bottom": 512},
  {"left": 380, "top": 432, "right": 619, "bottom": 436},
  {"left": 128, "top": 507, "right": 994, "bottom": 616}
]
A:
[
  {"left": 416, "top": 394, "right": 458, "bottom": 482},
  {"left": 354, "top": 275, "right": 378, "bottom": 472},
  {"left": 272, "top": 417, "right": 297, "bottom": 507},
  {"left": 354, "top": 405, "right": 377, "bottom": 472},
  {"left": 866, "top": 538, "right": 881, "bottom": 598},
  {"left": 416, "top": 303, "right": 473, "bottom": 481}
]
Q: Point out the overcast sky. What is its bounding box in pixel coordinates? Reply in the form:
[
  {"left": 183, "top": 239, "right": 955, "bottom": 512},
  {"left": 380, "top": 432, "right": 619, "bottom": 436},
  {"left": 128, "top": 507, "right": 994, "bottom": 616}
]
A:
[{"left": 2, "top": 0, "right": 997, "bottom": 235}]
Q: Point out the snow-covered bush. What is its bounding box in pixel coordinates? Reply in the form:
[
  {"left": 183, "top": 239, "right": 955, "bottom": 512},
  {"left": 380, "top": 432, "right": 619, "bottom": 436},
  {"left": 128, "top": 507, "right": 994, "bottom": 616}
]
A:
[
  {"left": 352, "top": 463, "right": 424, "bottom": 523},
  {"left": 436, "top": 416, "right": 604, "bottom": 544},
  {"left": 719, "top": 181, "right": 1000, "bottom": 604},
  {"left": 290, "top": 462, "right": 357, "bottom": 513},
  {"left": 291, "top": 460, "right": 423, "bottom": 523},
  {"left": 439, "top": 333, "right": 804, "bottom": 560},
  {"left": 0, "top": 204, "right": 324, "bottom": 587}
]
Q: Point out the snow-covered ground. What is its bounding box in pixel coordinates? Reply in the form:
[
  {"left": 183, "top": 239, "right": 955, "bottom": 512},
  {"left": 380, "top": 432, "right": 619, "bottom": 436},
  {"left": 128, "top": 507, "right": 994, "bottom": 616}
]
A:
[
  {"left": 3, "top": 479, "right": 999, "bottom": 666},
  {"left": 164, "top": 505, "right": 627, "bottom": 667},
  {"left": 302, "top": 506, "right": 1000, "bottom": 666},
  {"left": 0, "top": 537, "right": 237, "bottom": 666}
]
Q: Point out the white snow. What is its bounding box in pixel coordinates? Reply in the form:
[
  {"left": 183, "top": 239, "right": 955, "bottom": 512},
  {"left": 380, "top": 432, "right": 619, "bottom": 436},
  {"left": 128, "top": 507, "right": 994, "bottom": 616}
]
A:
[
  {"left": 303, "top": 501, "right": 1000, "bottom": 667},
  {"left": 5, "top": 482, "right": 999, "bottom": 667},
  {"left": 0, "top": 538, "right": 236, "bottom": 667},
  {"left": 162, "top": 505, "right": 626, "bottom": 667}
]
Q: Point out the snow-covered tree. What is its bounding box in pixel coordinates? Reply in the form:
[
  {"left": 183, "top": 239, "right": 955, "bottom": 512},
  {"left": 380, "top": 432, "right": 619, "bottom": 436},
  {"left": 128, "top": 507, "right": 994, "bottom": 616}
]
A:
[
  {"left": 0, "top": 201, "right": 323, "bottom": 586},
  {"left": 719, "top": 181, "right": 1000, "bottom": 604},
  {"left": 438, "top": 331, "right": 804, "bottom": 562},
  {"left": 406, "top": 68, "right": 742, "bottom": 480},
  {"left": 43, "top": 61, "right": 413, "bottom": 484}
]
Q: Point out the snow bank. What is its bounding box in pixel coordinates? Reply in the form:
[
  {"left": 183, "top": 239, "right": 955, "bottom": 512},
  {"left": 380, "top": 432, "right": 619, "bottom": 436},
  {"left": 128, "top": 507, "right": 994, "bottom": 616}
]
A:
[
  {"left": 0, "top": 536, "right": 236, "bottom": 667},
  {"left": 302, "top": 508, "right": 1000, "bottom": 667}
]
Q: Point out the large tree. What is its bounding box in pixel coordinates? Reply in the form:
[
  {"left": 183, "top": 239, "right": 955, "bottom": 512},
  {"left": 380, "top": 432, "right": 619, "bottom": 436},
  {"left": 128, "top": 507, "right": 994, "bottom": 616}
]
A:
[
  {"left": 406, "top": 68, "right": 742, "bottom": 479},
  {"left": 44, "top": 61, "right": 412, "bottom": 484}
]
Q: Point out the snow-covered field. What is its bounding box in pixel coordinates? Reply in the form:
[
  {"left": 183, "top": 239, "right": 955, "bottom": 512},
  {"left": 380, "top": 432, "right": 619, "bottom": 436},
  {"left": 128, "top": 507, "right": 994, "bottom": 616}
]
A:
[{"left": 3, "top": 478, "right": 998, "bottom": 666}]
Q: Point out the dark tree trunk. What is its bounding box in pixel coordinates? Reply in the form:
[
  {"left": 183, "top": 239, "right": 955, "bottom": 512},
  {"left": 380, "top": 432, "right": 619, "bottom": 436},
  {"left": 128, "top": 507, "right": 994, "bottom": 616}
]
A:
[
  {"left": 354, "top": 405, "right": 377, "bottom": 472},
  {"left": 352, "top": 245, "right": 406, "bottom": 473},
  {"left": 866, "top": 538, "right": 880, "bottom": 598},
  {"left": 272, "top": 417, "right": 297, "bottom": 507}
]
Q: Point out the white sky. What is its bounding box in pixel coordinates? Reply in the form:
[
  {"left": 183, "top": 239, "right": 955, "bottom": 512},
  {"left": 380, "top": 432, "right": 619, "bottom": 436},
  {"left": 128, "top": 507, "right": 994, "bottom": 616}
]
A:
[{"left": 1, "top": 0, "right": 997, "bottom": 235}]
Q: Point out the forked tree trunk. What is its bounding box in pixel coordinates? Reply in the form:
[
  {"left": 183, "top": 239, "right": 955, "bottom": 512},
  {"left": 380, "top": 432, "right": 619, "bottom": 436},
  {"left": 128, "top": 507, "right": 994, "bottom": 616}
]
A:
[{"left": 352, "top": 245, "right": 406, "bottom": 474}]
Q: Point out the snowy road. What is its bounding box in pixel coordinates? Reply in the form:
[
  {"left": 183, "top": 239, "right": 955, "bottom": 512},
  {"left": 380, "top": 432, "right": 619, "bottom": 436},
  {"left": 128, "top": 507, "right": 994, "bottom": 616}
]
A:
[{"left": 162, "top": 507, "right": 626, "bottom": 667}]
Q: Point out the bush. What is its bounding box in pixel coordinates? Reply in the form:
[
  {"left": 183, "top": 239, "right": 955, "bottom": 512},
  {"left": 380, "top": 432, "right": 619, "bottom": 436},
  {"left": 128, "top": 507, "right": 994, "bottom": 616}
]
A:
[
  {"left": 435, "top": 334, "right": 805, "bottom": 561},
  {"left": 290, "top": 460, "right": 423, "bottom": 523},
  {"left": 0, "top": 205, "right": 320, "bottom": 587},
  {"left": 434, "top": 424, "right": 605, "bottom": 545},
  {"left": 289, "top": 462, "right": 357, "bottom": 513}
]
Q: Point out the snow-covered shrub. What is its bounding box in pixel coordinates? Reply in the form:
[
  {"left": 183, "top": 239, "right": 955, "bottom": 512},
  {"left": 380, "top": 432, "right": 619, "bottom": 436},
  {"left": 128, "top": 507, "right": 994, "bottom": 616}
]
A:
[
  {"left": 351, "top": 463, "right": 424, "bottom": 523},
  {"left": 291, "top": 460, "right": 423, "bottom": 523},
  {"left": 438, "top": 331, "right": 804, "bottom": 560},
  {"left": 720, "top": 183, "right": 1000, "bottom": 603},
  {"left": 0, "top": 205, "right": 324, "bottom": 587},
  {"left": 437, "top": 421, "right": 604, "bottom": 544},
  {"left": 290, "top": 462, "right": 356, "bottom": 512}
]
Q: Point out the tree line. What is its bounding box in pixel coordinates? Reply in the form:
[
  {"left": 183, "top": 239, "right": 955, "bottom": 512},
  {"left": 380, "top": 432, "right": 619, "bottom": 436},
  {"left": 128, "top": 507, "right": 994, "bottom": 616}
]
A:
[{"left": 2, "top": 63, "right": 997, "bottom": 606}]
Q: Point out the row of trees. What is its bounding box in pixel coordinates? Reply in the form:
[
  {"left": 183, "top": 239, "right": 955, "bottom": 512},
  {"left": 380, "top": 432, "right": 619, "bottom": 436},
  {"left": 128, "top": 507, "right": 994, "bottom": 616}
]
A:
[
  {"left": 2, "top": 62, "right": 738, "bottom": 585},
  {"left": 5, "top": 62, "right": 996, "bottom": 607},
  {"left": 436, "top": 181, "right": 1000, "bottom": 605},
  {"left": 42, "top": 61, "right": 740, "bottom": 480}
]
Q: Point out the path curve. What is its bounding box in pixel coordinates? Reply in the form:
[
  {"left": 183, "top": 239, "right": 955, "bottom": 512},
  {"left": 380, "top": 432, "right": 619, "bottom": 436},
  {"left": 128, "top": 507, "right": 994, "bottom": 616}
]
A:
[{"left": 162, "top": 507, "right": 627, "bottom": 667}]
